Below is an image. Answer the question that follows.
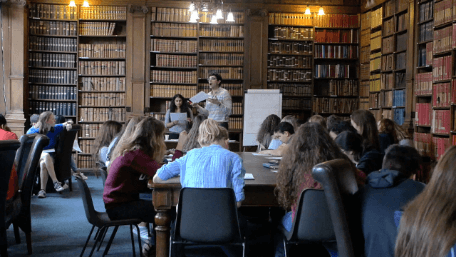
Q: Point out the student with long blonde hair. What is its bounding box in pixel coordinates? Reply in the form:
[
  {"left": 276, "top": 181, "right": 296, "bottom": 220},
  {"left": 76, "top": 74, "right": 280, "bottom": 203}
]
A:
[{"left": 92, "top": 120, "right": 122, "bottom": 168}]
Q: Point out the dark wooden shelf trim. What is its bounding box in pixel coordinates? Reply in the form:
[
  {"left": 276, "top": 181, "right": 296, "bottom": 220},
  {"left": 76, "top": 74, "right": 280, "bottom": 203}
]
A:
[
  {"left": 79, "top": 35, "right": 126, "bottom": 38},
  {"left": 432, "top": 106, "right": 451, "bottom": 110},
  {"left": 434, "top": 21, "right": 454, "bottom": 30},
  {"left": 150, "top": 82, "right": 197, "bottom": 85},
  {"left": 267, "top": 67, "right": 312, "bottom": 70},
  {"left": 314, "top": 42, "right": 358, "bottom": 45},
  {"left": 394, "top": 68, "right": 406, "bottom": 72},
  {"left": 29, "top": 66, "right": 77, "bottom": 70},
  {"left": 79, "top": 75, "right": 126, "bottom": 77},
  {"left": 433, "top": 49, "right": 452, "bottom": 57},
  {"left": 30, "top": 34, "right": 77, "bottom": 38},
  {"left": 151, "top": 51, "right": 197, "bottom": 55},
  {"left": 313, "top": 95, "right": 359, "bottom": 98},
  {"left": 78, "top": 137, "right": 95, "bottom": 140},
  {"left": 151, "top": 66, "right": 197, "bottom": 70},
  {"left": 382, "top": 15, "right": 394, "bottom": 20},
  {"left": 199, "top": 51, "right": 243, "bottom": 53},
  {"left": 417, "top": 65, "right": 432, "bottom": 69},
  {"left": 396, "top": 29, "right": 407, "bottom": 34},
  {"left": 79, "top": 57, "right": 126, "bottom": 60},
  {"left": 150, "top": 36, "right": 197, "bottom": 39},
  {"left": 79, "top": 19, "right": 126, "bottom": 22},
  {"left": 415, "top": 94, "right": 433, "bottom": 97},
  {"left": 199, "top": 36, "right": 244, "bottom": 39},
  {"left": 199, "top": 22, "right": 245, "bottom": 25},
  {"left": 79, "top": 91, "right": 125, "bottom": 93},
  {"left": 382, "top": 34, "right": 394, "bottom": 38},
  {"left": 415, "top": 125, "right": 431, "bottom": 128},
  {"left": 314, "top": 77, "right": 355, "bottom": 80},
  {"left": 433, "top": 79, "right": 452, "bottom": 84},
  {"left": 198, "top": 78, "right": 243, "bottom": 81},
  {"left": 418, "top": 18, "right": 434, "bottom": 25},
  {"left": 394, "top": 49, "right": 407, "bottom": 54},
  {"left": 395, "top": 8, "right": 408, "bottom": 16},
  {"left": 381, "top": 70, "right": 393, "bottom": 73},
  {"left": 268, "top": 38, "right": 313, "bottom": 42},
  {"left": 30, "top": 17, "right": 77, "bottom": 22},
  {"left": 79, "top": 106, "right": 126, "bottom": 108},
  {"left": 269, "top": 24, "right": 313, "bottom": 28},
  {"left": 314, "top": 27, "right": 359, "bottom": 30},
  {"left": 313, "top": 58, "right": 359, "bottom": 60},
  {"left": 417, "top": 39, "right": 433, "bottom": 45},
  {"left": 268, "top": 53, "right": 313, "bottom": 56},
  {"left": 267, "top": 80, "right": 311, "bottom": 83},
  {"left": 432, "top": 133, "right": 450, "bottom": 137},
  {"left": 30, "top": 99, "right": 76, "bottom": 102},
  {"left": 29, "top": 82, "right": 77, "bottom": 86},
  {"left": 199, "top": 65, "right": 243, "bottom": 67},
  {"left": 29, "top": 50, "right": 77, "bottom": 54}
]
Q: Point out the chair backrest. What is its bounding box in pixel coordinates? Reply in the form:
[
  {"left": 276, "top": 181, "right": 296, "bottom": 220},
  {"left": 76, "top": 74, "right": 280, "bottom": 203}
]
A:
[
  {"left": 54, "top": 124, "right": 81, "bottom": 182},
  {"left": 75, "top": 176, "right": 98, "bottom": 225},
  {"left": 21, "top": 134, "right": 49, "bottom": 200},
  {"left": 312, "top": 159, "right": 359, "bottom": 257},
  {"left": 175, "top": 188, "right": 242, "bottom": 243},
  {"left": 100, "top": 167, "right": 107, "bottom": 187},
  {"left": 14, "top": 134, "right": 37, "bottom": 191}
]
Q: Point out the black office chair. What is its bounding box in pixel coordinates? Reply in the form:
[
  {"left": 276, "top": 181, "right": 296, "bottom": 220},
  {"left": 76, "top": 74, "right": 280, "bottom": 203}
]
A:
[
  {"left": 171, "top": 188, "right": 246, "bottom": 257},
  {"left": 99, "top": 166, "right": 107, "bottom": 187},
  {"left": 75, "top": 176, "right": 142, "bottom": 257},
  {"left": 0, "top": 140, "right": 22, "bottom": 257},
  {"left": 53, "top": 124, "right": 81, "bottom": 191},
  {"left": 278, "top": 159, "right": 360, "bottom": 257},
  {"left": 5, "top": 134, "right": 48, "bottom": 255}
]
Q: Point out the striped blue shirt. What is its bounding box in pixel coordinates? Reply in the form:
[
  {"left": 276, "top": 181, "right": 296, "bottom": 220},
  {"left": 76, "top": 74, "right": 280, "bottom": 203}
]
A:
[
  {"left": 198, "top": 88, "right": 232, "bottom": 122},
  {"left": 156, "top": 144, "right": 246, "bottom": 202}
]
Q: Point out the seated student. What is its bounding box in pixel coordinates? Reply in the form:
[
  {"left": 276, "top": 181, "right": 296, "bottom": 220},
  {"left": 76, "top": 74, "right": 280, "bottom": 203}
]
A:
[
  {"left": 30, "top": 114, "right": 39, "bottom": 126},
  {"left": 335, "top": 131, "right": 367, "bottom": 184},
  {"left": 26, "top": 111, "right": 72, "bottom": 198},
  {"left": 154, "top": 119, "right": 246, "bottom": 206},
  {"left": 268, "top": 115, "right": 299, "bottom": 150},
  {"left": 106, "top": 116, "right": 143, "bottom": 167},
  {"left": 181, "top": 114, "right": 208, "bottom": 153},
  {"left": 308, "top": 114, "right": 327, "bottom": 129},
  {"left": 351, "top": 110, "right": 384, "bottom": 175},
  {"left": 328, "top": 119, "right": 358, "bottom": 140},
  {"left": 395, "top": 146, "right": 456, "bottom": 257},
  {"left": 358, "top": 144, "right": 425, "bottom": 257},
  {"left": 256, "top": 114, "right": 281, "bottom": 151},
  {"left": 258, "top": 122, "right": 294, "bottom": 156},
  {"left": 378, "top": 118, "right": 398, "bottom": 154},
  {"left": 92, "top": 120, "right": 122, "bottom": 168},
  {"left": 104, "top": 117, "right": 167, "bottom": 256},
  {"left": 0, "top": 114, "right": 19, "bottom": 201},
  {"left": 274, "top": 122, "right": 354, "bottom": 257}
]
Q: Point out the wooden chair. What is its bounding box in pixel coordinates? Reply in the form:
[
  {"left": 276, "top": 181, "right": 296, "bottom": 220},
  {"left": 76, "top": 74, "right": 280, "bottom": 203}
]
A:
[{"left": 0, "top": 140, "right": 22, "bottom": 257}]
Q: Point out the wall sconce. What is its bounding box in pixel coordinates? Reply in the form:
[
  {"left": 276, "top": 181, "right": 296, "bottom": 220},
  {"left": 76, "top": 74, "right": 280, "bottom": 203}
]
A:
[
  {"left": 318, "top": 7, "right": 325, "bottom": 15},
  {"left": 304, "top": 7, "right": 311, "bottom": 15}
]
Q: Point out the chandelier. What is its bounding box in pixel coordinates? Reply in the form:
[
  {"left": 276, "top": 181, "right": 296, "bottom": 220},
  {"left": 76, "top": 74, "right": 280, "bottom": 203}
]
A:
[{"left": 189, "top": 0, "right": 235, "bottom": 23}]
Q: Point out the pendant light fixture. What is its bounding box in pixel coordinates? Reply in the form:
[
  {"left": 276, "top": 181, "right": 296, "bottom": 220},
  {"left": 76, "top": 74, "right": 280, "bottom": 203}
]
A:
[
  {"left": 82, "top": 1, "right": 90, "bottom": 7},
  {"left": 69, "top": 1, "right": 76, "bottom": 7},
  {"left": 305, "top": 6, "right": 311, "bottom": 15},
  {"left": 318, "top": 7, "right": 325, "bottom": 15}
]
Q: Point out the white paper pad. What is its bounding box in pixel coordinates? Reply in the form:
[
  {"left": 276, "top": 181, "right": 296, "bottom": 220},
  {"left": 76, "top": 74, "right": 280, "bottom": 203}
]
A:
[
  {"left": 170, "top": 113, "right": 187, "bottom": 125},
  {"left": 43, "top": 149, "right": 55, "bottom": 153},
  {"left": 73, "top": 139, "right": 82, "bottom": 153},
  {"left": 244, "top": 173, "right": 254, "bottom": 179},
  {"left": 271, "top": 169, "right": 278, "bottom": 173},
  {"left": 189, "top": 91, "right": 210, "bottom": 103},
  {"left": 265, "top": 156, "right": 282, "bottom": 160},
  {"left": 252, "top": 153, "right": 270, "bottom": 156}
]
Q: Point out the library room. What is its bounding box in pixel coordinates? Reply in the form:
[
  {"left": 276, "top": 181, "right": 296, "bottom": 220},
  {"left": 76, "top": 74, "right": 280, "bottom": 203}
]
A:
[{"left": 0, "top": 0, "right": 455, "bottom": 256}]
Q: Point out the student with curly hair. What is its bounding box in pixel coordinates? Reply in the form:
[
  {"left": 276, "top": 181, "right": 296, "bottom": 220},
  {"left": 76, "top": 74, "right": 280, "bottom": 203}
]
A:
[
  {"left": 256, "top": 114, "right": 281, "bottom": 151},
  {"left": 377, "top": 118, "right": 398, "bottom": 154},
  {"left": 165, "top": 94, "right": 193, "bottom": 139}
]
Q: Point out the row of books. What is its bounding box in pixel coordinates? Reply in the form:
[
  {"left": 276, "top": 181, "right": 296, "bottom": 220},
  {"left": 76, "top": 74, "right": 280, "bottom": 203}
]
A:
[
  {"left": 198, "top": 84, "right": 244, "bottom": 96},
  {"left": 314, "top": 45, "right": 358, "bottom": 59},
  {"left": 392, "top": 89, "right": 405, "bottom": 107},
  {"left": 77, "top": 156, "right": 95, "bottom": 169},
  {"left": 79, "top": 107, "right": 126, "bottom": 122},
  {"left": 30, "top": 21, "right": 77, "bottom": 36},
  {"left": 396, "top": 72, "right": 406, "bottom": 89},
  {"left": 415, "top": 103, "right": 431, "bottom": 126},
  {"left": 360, "top": 64, "right": 370, "bottom": 80},
  {"left": 370, "top": 74, "right": 381, "bottom": 90},
  {"left": 397, "top": 33, "right": 408, "bottom": 52},
  {"left": 199, "top": 53, "right": 244, "bottom": 66},
  {"left": 153, "top": 7, "right": 190, "bottom": 22},
  {"left": 383, "top": 109, "right": 393, "bottom": 119},
  {"left": 419, "top": 1, "right": 434, "bottom": 23},
  {"left": 267, "top": 56, "right": 311, "bottom": 68},
  {"left": 432, "top": 110, "right": 451, "bottom": 134},
  {"left": 29, "top": 4, "right": 77, "bottom": 20},
  {"left": 79, "top": 140, "right": 96, "bottom": 155},
  {"left": 231, "top": 103, "right": 243, "bottom": 115},
  {"left": 419, "top": 22, "right": 434, "bottom": 43},
  {"left": 361, "top": 30, "right": 370, "bottom": 47},
  {"left": 383, "top": 19, "right": 394, "bottom": 37},
  {"left": 414, "top": 72, "right": 433, "bottom": 95},
  {"left": 360, "top": 81, "right": 369, "bottom": 97},
  {"left": 434, "top": 0, "right": 453, "bottom": 26},
  {"left": 155, "top": 54, "right": 197, "bottom": 68},
  {"left": 149, "top": 113, "right": 166, "bottom": 121},
  {"left": 199, "top": 67, "right": 243, "bottom": 80},
  {"left": 359, "top": 100, "right": 369, "bottom": 110},
  {"left": 432, "top": 82, "right": 451, "bottom": 107},
  {"left": 29, "top": 70, "right": 77, "bottom": 85},
  {"left": 361, "top": 12, "right": 371, "bottom": 31},
  {"left": 272, "top": 27, "right": 314, "bottom": 40},
  {"left": 267, "top": 69, "right": 312, "bottom": 82},
  {"left": 371, "top": 7, "right": 383, "bottom": 28},
  {"left": 79, "top": 93, "right": 125, "bottom": 106},
  {"left": 80, "top": 124, "right": 101, "bottom": 138},
  {"left": 433, "top": 25, "right": 455, "bottom": 54},
  {"left": 199, "top": 25, "right": 245, "bottom": 38},
  {"left": 314, "top": 14, "right": 359, "bottom": 28},
  {"left": 266, "top": 83, "right": 312, "bottom": 97},
  {"left": 79, "top": 6, "right": 127, "bottom": 20},
  {"left": 199, "top": 39, "right": 244, "bottom": 52},
  {"left": 198, "top": 12, "right": 245, "bottom": 24},
  {"left": 29, "top": 37, "right": 77, "bottom": 52},
  {"left": 384, "top": 0, "right": 395, "bottom": 17},
  {"left": 396, "top": 13, "right": 408, "bottom": 32},
  {"left": 382, "top": 36, "right": 394, "bottom": 53},
  {"left": 432, "top": 136, "right": 451, "bottom": 160},
  {"left": 150, "top": 70, "right": 197, "bottom": 84},
  {"left": 79, "top": 43, "right": 126, "bottom": 58},
  {"left": 150, "top": 85, "right": 197, "bottom": 98},
  {"left": 29, "top": 53, "right": 76, "bottom": 68},
  {"left": 314, "top": 64, "right": 353, "bottom": 78},
  {"left": 268, "top": 13, "right": 313, "bottom": 26},
  {"left": 393, "top": 108, "right": 405, "bottom": 125},
  {"left": 268, "top": 42, "right": 313, "bottom": 55},
  {"left": 80, "top": 77, "right": 126, "bottom": 91},
  {"left": 369, "top": 92, "right": 380, "bottom": 108},
  {"left": 314, "top": 30, "right": 358, "bottom": 43},
  {"left": 228, "top": 117, "right": 243, "bottom": 130},
  {"left": 360, "top": 46, "right": 370, "bottom": 63},
  {"left": 414, "top": 133, "right": 433, "bottom": 157},
  {"left": 382, "top": 54, "right": 394, "bottom": 71},
  {"left": 432, "top": 55, "right": 452, "bottom": 81},
  {"left": 79, "top": 22, "right": 118, "bottom": 36},
  {"left": 31, "top": 102, "right": 76, "bottom": 116},
  {"left": 382, "top": 90, "right": 393, "bottom": 107},
  {"left": 370, "top": 31, "right": 382, "bottom": 51},
  {"left": 396, "top": 52, "right": 407, "bottom": 70},
  {"left": 313, "top": 97, "right": 358, "bottom": 114},
  {"left": 284, "top": 98, "right": 312, "bottom": 110},
  {"left": 151, "top": 39, "right": 197, "bottom": 53},
  {"left": 151, "top": 23, "right": 197, "bottom": 37},
  {"left": 417, "top": 42, "right": 433, "bottom": 67},
  {"left": 79, "top": 61, "right": 126, "bottom": 76},
  {"left": 381, "top": 73, "right": 394, "bottom": 90},
  {"left": 30, "top": 85, "right": 76, "bottom": 100},
  {"left": 328, "top": 79, "right": 359, "bottom": 96}
]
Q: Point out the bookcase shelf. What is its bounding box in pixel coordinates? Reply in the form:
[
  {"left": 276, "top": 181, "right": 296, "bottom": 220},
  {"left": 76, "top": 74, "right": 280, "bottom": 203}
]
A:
[
  {"left": 30, "top": 99, "right": 76, "bottom": 102},
  {"left": 314, "top": 27, "right": 360, "bottom": 30},
  {"left": 79, "top": 19, "right": 126, "bottom": 22},
  {"left": 79, "top": 57, "right": 126, "bottom": 60},
  {"left": 79, "top": 91, "right": 125, "bottom": 93},
  {"left": 78, "top": 137, "right": 95, "bottom": 140},
  {"left": 29, "top": 82, "right": 77, "bottom": 86},
  {"left": 151, "top": 51, "right": 197, "bottom": 55},
  {"left": 313, "top": 58, "right": 359, "bottom": 61},
  {"left": 268, "top": 53, "right": 313, "bottom": 56},
  {"left": 267, "top": 67, "right": 312, "bottom": 70},
  {"left": 29, "top": 50, "right": 77, "bottom": 54},
  {"left": 151, "top": 66, "right": 197, "bottom": 70},
  {"left": 314, "top": 42, "right": 358, "bottom": 45},
  {"left": 433, "top": 50, "right": 453, "bottom": 57},
  {"left": 30, "top": 18, "right": 77, "bottom": 22},
  {"left": 30, "top": 34, "right": 77, "bottom": 38},
  {"left": 418, "top": 18, "right": 434, "bottom": 25},
  {"left": 78, "top": 75, "right": 126, "bottom": 77},
  {"left": 79, "top": 106, "right": 126, "bottom": 108},
  {"left": 417, "top": 39, "right": 434, "bottom": 45},
  {"left": 150, "top": 36, "right": 198, "bottom": 39},
  {"left": 79, "top": 35, "right": 126, "bottom": 38},
  {"left": 150, "top": 82, "right": 197, "bottom": 85},
  {"left": 433, "top": 21, "right": 454, "bottom": 30},
  {"left": 267, "top": 80, "right": 312, "bottom": 83},
  {"left": 268, "top": 38, "right": 313, "bottom": 42}
]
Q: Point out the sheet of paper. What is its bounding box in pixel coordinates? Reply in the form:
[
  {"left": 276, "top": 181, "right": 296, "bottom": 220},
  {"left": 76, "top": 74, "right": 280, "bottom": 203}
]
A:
[
  {"left": 73, "top": 139, "right": 82, "bottom": 153},
  {"left": 252, "top": 153, "right": 270, "bottom": 156},
  {"left": 42, "top": 149, "right": 55, "bottom": 153},
  {"left": 270, "top": 169, "right": 278, "bottom": 173},
  {"left": 189, "top": 91, "right": 209, "bottom": 103},
  {"left": 265, "top": 156, "right": 282, "bottom": 160},
  {"left": 244, "top": 173, "right": 254, "bottom": 180},
  {"left": 170, "top": 112, "right": 187, "bottom": 123}
]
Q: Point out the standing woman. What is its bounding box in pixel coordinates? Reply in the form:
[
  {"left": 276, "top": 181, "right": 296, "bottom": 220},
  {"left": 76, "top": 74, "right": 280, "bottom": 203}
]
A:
[
  {"left": 165, "top": 94, "right": 193, "bottom": 139},
  {"left": 92, "top": 120, "right": 122, "bottom": 168},
  {"left": 395, "top": 146, "right": 456, "bottom": 257}
]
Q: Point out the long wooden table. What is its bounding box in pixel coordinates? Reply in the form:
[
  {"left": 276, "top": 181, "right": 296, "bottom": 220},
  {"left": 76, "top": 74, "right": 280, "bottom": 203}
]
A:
[{"left": 151, "top": 152, "right": 279, "bottom": 257}]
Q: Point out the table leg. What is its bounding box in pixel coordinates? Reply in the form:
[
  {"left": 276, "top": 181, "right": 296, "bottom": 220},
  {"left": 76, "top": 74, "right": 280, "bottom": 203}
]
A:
[{"left": 155, "top": 209, "right": 172, "bottom": 257}]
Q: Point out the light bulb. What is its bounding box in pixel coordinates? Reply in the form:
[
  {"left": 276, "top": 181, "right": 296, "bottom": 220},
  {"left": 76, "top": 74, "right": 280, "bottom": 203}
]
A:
[
  {"left": 69, "top": 1, "right": 76, "bottom": 7},
  {"left": 210, "top": 14, "right": 218, "bottom": 24},
  {"left": 202, "top": 4, "right": 208, "bottom": 12},
  {"left": 216, "top": 9, "right": 223, "bottom": 19},
  {"left": 318, "top": 7, "right": 325, "bottom": 15},
  {"left": 226, "top": 11, "right": 234, "bottom": 22},
  {"left": 189, "top": 2, "right": 195, "bottom": 12},
  {"left": 189, "top": 10, "right": 199, "bottom": 23},
  {"left": 82, "top": 0, "right": 89, "bottom": 7},
  {"left": 305, "top": 7, "right": 311, "bottom": 15}
]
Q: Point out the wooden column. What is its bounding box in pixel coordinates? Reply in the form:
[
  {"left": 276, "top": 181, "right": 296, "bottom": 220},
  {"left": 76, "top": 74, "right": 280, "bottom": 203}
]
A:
[
  {"left": 126, "top": 5, "right": 149, "bottom": 117},
  {"left": 244, "top": 9, "right": 268, "bottom": 90},
  {"left": 0, "top": 0, "right": 27, "bottom": 137}
]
